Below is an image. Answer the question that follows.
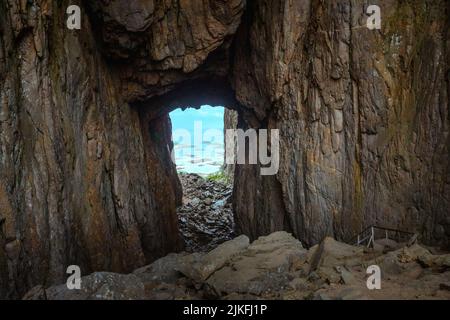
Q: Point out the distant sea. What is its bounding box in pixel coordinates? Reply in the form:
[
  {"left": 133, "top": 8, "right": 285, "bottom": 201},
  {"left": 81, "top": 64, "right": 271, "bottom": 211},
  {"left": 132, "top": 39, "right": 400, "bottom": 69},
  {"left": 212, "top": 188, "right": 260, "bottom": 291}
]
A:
[{"left": 170, "top": 106, "right": 224, "bottom": 176}]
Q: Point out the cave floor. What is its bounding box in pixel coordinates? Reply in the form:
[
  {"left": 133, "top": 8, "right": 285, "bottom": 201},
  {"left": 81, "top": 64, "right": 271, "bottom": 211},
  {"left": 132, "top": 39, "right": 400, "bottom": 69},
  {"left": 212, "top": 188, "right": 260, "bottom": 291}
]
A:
[{"left": 23, "top": 231, "right": 450, "bottom": 300}]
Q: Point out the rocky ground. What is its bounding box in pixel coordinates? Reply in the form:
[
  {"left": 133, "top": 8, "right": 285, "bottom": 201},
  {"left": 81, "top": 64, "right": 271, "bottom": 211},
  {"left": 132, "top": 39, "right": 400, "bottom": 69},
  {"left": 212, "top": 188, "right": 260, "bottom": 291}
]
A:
[
  {"left": 23, "top": 231, "right": 450, "bottom": 300},
  {"left": 177, "top": 173, "right": 234, "bottom": 252}
]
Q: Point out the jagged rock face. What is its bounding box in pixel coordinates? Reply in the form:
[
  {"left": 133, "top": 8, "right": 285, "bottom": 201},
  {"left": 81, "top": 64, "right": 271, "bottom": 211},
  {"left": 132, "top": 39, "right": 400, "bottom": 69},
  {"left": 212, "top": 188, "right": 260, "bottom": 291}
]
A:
[
  {"left": 223, "top": 109, "right": 238, "bottom": 180},
  {"left": 86, "top": 0, "right": 245, "bottom": 101},
  {"left": 0, "top": 0, "right": 244, "bottom": 298},
  {"left": 0, "top": 0, "right": 449, "bottom": 299},
  {"left": 231, "top": 0, "right": 450, "bottom": 248}
]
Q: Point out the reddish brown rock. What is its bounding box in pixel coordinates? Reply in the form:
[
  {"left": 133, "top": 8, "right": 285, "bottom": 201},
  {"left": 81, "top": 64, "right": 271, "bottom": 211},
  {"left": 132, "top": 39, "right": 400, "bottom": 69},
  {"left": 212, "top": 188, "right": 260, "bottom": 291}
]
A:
[
  {"left": 1, "top": 0, "right": 449, "bottom": 300},
  {"left": 230, "top": 0, "right": 450, "bottom": 249}
]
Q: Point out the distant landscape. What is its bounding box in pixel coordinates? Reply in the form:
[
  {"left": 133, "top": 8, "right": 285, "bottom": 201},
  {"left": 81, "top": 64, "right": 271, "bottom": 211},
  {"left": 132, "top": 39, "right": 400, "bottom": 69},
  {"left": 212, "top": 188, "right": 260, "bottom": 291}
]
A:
[{"left": 170, "top": 106, "right": 225, "bottom": 175}]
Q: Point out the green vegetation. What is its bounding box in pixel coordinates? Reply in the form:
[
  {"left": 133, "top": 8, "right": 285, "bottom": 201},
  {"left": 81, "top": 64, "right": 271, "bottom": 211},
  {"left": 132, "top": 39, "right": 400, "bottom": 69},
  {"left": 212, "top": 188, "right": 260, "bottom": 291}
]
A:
[{"left": 206, "top": 169, "right": 230, "bottom": 184}]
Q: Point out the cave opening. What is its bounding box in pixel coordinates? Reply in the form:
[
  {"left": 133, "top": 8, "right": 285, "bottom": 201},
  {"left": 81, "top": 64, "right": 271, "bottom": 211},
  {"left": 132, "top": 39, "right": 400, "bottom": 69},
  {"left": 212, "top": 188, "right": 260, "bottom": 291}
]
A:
[
  {"left": 169, "top": 105, "right": 236, "bottom": 252},
  {"left": 134, "top": 76, "right": 250, "bottom": 256},
  {"left": 170, "top": 105, "right": 225, "bottom": 176}
]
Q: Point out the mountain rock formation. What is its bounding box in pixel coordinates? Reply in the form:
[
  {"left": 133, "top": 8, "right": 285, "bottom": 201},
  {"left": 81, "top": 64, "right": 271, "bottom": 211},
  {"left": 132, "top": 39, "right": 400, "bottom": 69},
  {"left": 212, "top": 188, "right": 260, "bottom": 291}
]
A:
[{"left": 0, "top": 0, "right": 449, "bottom": 298}]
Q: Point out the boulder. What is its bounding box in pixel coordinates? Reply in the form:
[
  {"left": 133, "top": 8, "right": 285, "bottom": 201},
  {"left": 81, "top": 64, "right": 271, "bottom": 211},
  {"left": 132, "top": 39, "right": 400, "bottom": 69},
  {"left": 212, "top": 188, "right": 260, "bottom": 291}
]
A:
[
  {"left": 337, "top": 267, "right": 360, "bottom": 286},
  {"left": 374, "top": 238, "right": 400, "bottom": 252},
  {"left": 133, "top": 252, "right": 188, "bottom": 284},
  {"left": 418, "top": 254, "right": 450, "bottom": 270},
  {"left": 334, "top": 287, "right": 370, "bottom": 300},
  {"left": 288, "top": 278, "right": 310, "bottom": 291},
  {"left": 206, "top": 232, "right": 305, "bottom": 295},
  {"left": 144, "top": 282, "right": 198, "bottom": 300},
  {"left": 395, "top": 244, "right": 432, "bottom": 263},
  {"left": 440, "top": 282, "right": 450, "bottom": 291},
  {"left": 22, "top": 285, "right": 46, "bottom": 300},
  {"left": 176, "top": 235, "right": 250, "bottom": 282},
  {"left": 24, "top": 272, "right": 145, "bottom": 300},
  {"left": 309, "top": 238, "right": 365, "bottom": 270},
  {"left": 308, "top": 237, "right": 365, "bottom": 283},
  {"left": 246, "top": 231, "right": 304, "bottom": 254},
  {"left": 367, "top": 244, "right": 431, "bottom": 277},
  {"left": 375, "top": 253, "right": 406, "bottom": 276}
]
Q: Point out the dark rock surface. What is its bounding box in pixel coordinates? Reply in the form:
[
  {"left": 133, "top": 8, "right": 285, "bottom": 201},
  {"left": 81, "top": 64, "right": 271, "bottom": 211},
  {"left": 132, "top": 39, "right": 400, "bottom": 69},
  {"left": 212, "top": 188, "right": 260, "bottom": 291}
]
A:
[
  {"left": 177, "top": 173, "right": 234, "bottom": 252},
  {"left": 0, "top": 0, "right": 243, "bottom": 298},
  {"left": 231, "top": 0, "right": 450, "bottom": 249}
]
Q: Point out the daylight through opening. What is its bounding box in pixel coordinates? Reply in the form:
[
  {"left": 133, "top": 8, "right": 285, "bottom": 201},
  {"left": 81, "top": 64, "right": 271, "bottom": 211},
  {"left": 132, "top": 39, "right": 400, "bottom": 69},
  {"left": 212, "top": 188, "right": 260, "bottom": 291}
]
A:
[
  {"left": 169, "top": 105, "right": 236, "bottom": 252},
  {"left": 170, "top": 106, "right": 225, "bottom": 176}
]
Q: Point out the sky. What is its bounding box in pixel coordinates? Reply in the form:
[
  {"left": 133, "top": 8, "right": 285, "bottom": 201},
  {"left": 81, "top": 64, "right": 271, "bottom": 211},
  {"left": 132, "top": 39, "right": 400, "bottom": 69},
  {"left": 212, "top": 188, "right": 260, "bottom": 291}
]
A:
[{"left": 169, "top": 106, "right": 224, "bottom": 175}]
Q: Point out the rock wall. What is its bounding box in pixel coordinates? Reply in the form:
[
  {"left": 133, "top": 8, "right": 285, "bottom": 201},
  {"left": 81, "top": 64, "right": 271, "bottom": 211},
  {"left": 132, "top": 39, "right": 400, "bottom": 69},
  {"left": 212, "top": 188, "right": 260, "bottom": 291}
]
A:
[
  {"left": 0, "top": 0, "right": 245, "bottom": 298},
  {"left": 0, "top": 0, "right": 449, "bottom": 299},
  {"left": 231, "top": 0, "right": 450, "bottom": 248},
  {"left": 223, "top": 108, "right": 238, "bottom": 180}
]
